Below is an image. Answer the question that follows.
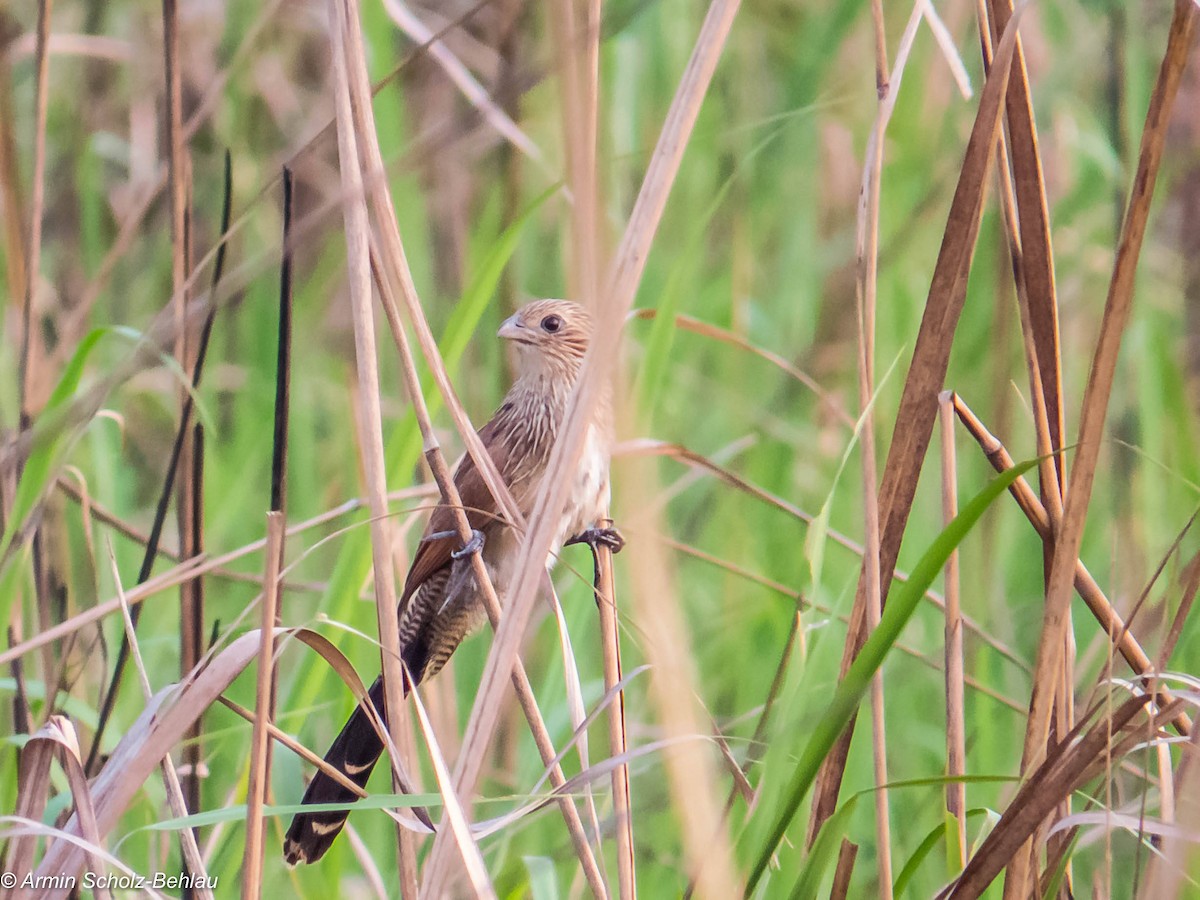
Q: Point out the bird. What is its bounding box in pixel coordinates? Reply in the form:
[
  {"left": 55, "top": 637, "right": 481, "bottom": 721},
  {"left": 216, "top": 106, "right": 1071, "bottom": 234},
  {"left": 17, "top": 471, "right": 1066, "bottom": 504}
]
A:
[{"left": 284, "top": 298, "right": 623, "bottom": 865}]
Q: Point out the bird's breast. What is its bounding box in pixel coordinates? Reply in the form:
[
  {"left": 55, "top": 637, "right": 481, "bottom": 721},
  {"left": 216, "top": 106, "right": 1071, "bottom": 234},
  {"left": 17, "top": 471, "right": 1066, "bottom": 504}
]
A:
[{"left": 556, "top": 423, "right": 611, "bottom": 549}]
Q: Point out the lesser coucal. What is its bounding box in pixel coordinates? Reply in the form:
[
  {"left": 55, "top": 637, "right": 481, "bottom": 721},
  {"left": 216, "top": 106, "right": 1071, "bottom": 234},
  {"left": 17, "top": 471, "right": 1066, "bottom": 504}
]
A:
[{"left": 284, "top": 299, "right": 622, "bottom": 865}]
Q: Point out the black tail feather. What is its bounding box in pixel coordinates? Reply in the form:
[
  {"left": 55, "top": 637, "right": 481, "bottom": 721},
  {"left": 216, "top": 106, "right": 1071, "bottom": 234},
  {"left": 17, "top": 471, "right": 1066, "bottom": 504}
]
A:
[{"left": 283, "top": 676, "right": 391, "bottom": 865}]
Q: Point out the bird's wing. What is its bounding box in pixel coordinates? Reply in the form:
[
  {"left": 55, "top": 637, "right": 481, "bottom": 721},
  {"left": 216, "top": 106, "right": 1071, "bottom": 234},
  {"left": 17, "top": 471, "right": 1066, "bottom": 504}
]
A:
[{"left": 399, "top": 417, "right": 512, "bottom": 604}]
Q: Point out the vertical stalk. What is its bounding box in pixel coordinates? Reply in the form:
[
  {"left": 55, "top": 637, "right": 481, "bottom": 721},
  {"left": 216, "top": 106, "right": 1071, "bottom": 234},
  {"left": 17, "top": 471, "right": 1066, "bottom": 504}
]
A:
[{"left": 939, "top": 392, "right": 967, "bottom": 866}]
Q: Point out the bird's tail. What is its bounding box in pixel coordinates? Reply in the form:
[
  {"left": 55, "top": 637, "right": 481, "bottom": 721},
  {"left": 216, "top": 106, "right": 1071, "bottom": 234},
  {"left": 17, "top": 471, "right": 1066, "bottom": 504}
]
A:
[{"left": 283, "top": 675, "right": 394, "bottom": 865}]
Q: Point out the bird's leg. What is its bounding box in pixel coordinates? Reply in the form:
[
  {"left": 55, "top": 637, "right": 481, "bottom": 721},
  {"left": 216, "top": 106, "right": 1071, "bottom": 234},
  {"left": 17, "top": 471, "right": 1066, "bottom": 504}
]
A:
[
  {"left": 422, "top": 528, "right": 485, "bottom": 559},
  {"left": 566, "top": 523, "right": 624, "bottom": 603},
  {"left": 450, "top": 529, "right": 485, "bottom": 559},
  {"left": 434, "top": 528, "right": 486, "bottom": 615},
  {"left": 564, "top": 526, "right": 625, "bottom": 554}
]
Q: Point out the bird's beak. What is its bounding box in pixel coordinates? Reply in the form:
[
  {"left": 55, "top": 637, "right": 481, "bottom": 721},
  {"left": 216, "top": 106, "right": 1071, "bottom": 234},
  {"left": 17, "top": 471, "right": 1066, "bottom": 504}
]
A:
[{"left": 498, "top": 315, "right": 525, "bottom": 341}]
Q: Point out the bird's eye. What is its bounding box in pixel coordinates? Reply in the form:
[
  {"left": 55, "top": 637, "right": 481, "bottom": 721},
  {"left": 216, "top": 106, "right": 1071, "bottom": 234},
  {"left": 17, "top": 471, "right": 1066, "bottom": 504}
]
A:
[{"left": 541, "top": 315, "right": 562, "bottom": 333}]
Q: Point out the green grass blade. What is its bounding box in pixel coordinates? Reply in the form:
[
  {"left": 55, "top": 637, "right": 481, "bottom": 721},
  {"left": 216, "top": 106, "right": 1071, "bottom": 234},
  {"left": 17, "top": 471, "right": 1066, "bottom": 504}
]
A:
[
  {"left": 788, "top": 794, "right": 858, "bottom": 900},
  {"left": 745, "top": 456, "right": 1040, "bottom": 895}
]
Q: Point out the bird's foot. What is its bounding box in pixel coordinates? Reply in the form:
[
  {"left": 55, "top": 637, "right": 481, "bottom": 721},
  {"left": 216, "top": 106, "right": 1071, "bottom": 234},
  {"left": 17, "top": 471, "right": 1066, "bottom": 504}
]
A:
[
  {"left": 451, "top": 529, "right": 486, "bottom": 559},
  {"left": 566, "top": 526, "right": 625, "bottom": 554}
]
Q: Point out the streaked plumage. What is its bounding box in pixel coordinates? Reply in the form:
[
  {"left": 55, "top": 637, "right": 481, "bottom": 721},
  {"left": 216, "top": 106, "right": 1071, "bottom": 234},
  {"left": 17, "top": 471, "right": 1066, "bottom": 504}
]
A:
[{"left": 284, "top": 299, "right": 614, "bottom": 865}]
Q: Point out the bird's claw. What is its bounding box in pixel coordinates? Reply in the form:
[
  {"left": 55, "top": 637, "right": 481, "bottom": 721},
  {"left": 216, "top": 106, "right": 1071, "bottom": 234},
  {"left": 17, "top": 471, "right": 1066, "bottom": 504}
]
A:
[
  {"left": 566, "top": 526, "right": 625, "bottom": 554},
  {"left": 451, "top": 529, "right": 485, "bottom": 559}
]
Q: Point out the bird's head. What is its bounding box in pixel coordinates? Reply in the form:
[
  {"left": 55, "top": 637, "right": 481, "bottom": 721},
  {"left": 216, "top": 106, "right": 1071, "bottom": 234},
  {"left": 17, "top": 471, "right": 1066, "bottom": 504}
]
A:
[{"left": 498, "top": 299, "right": 592, "bottom": 381}]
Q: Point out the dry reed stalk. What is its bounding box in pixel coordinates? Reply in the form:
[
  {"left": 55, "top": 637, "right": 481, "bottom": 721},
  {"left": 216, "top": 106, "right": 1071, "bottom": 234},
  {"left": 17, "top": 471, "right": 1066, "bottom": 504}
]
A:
[
  {"left": 596, "top": 534, "right": 635, "bottom": 899},
  {"left": 424, "top": 1, "right": 742, "bottom": 894},
  {"left": 939, "top": 393, "right": 967, "bottom": 865},
  {"left": 336, "top": 0, "right": 527, "bottom": 541},
  {"left": 550, "top": 0, "right": 634, "bottom": 892},
  {"left": 162, "top": 1, "right": 200, "bottom": 736},
  {"left": 853, "top": 0, "right": 917, "bottom": 889},
  {"left": 243, "top": 512, "right": 284, "bottom": 899},
  {"left": 620, "top": 459, "right": 741, "bottom": 897},
  {"left": 326, "top": 0, "right": 413, "bottom": 875},
  {"left": 18, "top": 0, "right": 50, "bottom": 418},
  {"left": 983, "top": 0, "right": 1065, "bottom": 481},
  {"left": 952, "top": 394, "right": 1192, "bottom": 734},
  {"left": 164, "top": 0, "right": 190, "bottom": 362},
  {"left": 87, "top": 150, "right": 232, "bottom": 774},
  {"left": 550, "top": 0, "right": 602, "bottom": 304},
  {"left": 972, "top": 0, "right": 1066, "bottom": 527},
  {"left": 15, "top": 0, "right": 55, "bottom": 710},
  {"left": 0, "top": 17, "right": 27, "bottom": 312},
  {"left": 181, "top": 424, "right": 205, "bottom": 816}
]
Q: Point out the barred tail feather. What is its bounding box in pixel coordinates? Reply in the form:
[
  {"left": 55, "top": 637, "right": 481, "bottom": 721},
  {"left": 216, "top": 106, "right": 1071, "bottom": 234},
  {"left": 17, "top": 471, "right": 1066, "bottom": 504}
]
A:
[{"left": 283, "top": 676, "right": 391, "bottom": 865}]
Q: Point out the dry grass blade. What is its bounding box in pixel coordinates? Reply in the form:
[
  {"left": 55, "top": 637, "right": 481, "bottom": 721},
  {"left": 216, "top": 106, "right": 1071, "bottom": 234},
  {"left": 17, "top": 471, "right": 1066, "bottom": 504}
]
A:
[
  {"left": 984, "top": 0, "right": 1064, "bottom": 478},
  {"left": 109, "top": 544, "right": 212, "bottom": 899},
  {"left": 380, "top": 0, "right": 544, "bottom": 165},
  {"left": 8, "top": 711, "right": 57, "bottom": 879},
  {"left": 32, "top": 626, "right": 342, "bottom": 883},
  {"left": 623, "top": 437, "right": 1030, "bottom": 671},
  {"left": 1139, "top": 706, "right": 1200, "bottom": 898},
  {"left": 1021, "top": 0, "right": 1199, "bottom": 789},
  {"left": 952, "top": 394, "right": 1192, "bottom": 734},
  {"left": 627, "top": 309, "right": 854, "bottom": 425},
  {"left": 409, "top": 684, "right": 495, "bottom": 900},
  {"left": 17, "top": 717, "right": 111, "bottom": 899},
  {"left": 0, "top": 486, "right": 439, "bottom": 670},
  {"left": 0, "top": 819, "right": 169, "bottom": 899},
  {"left": 244, "top": 513, "right": 285, "bottom": 898},
  {"left": 228, "top": 626, "right": 433, "bottom": 831},
  {"left": 808, "top": 3, "right": 1027, "bottom": 843},
  {"left": 831, "top": 840, "right": 860, "bottom": 900},
  {"left": 943, "top": 693, "right": 1170, "bottom": 899}
]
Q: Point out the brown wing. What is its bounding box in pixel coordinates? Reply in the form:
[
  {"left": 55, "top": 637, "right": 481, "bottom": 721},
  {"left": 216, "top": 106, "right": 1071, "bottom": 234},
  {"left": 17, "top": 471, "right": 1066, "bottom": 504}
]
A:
[{"left": 399, "top": 416, "right": 512, "bottom": 604}]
